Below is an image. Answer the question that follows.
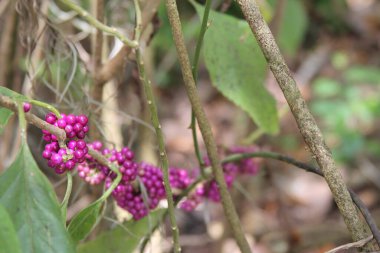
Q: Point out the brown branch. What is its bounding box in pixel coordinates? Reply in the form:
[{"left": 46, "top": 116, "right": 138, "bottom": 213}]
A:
[
  {"left": 236, "top": 0, "right": 377, "bottom": 250},
  {"left": 164, "top": 0, "right": 252, "bottom": 252},
  {"left": 0, "top": 95, "right": 66, "bottom": 141},
  {"left": 94, "top": 46, "right": 129, "bottom": 85}
]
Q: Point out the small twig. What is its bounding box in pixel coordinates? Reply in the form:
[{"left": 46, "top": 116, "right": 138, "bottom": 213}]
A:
[
  {"left": 164, "top": 0, "right": 252, "bottom": 252},
  {"left": 325, "top": 235, "right": 373, "bottom": 253},
  {"left": 134, "top": 1, "right": 181, "bottom": 252},
  {"left": 236, "top": 0, "right": 375, "bottom": 249},
  {"left": 189, "top": 0, "right": 212, "bottom": 170},
  {"left": 58, "top": 0, "right": 138, "bottom": 48},
  {"left": 61, "top": 172, "right": 73, "bottom": 223}
]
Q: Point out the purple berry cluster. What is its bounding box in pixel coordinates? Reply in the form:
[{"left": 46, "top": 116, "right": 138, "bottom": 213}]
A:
[
  {"left": 177, "top": 146, "right": 260, "bottom": 211},
  {"left": 105, "top": 162, "right": 166, "bottom": 220},
  {"left": 44, "top": 113, "right": 89, "bottom": 141},
  {"left": 72, "top": 141, "right": 165, "bottom": 220},
  {"left": 169, "top": 168, "right": 192, "bottom": 190},
  {"left": 39, "top": 113, "right": 260, "bottom": 220},
  {"left": 41, "top": 113, "right": 89, "bottom": 174},
  {"left": 229, "top": 146, "right": 259, "bottom": 175},
  {"left": 77, "top": 141, "right": 108, "bottom": 185}
]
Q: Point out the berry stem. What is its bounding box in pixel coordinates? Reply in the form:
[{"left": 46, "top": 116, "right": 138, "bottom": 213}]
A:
[
  {"left": 134, "top": 0, "right": 180, "bottom": 251},
  {"left": 87, "top": 148, "right": 122, "bottom": 203},
  {"left": 60, "top": 172, "right": 73, "bottom": 224},
  {"left": 189, "top": 0, "right": 212, "bottom": 171},
  {"left": 30, "top": 99, "right": 61, "bottom": 119},
  {"left": 57, "top": 0, "right": 138, "bottom": 48}
]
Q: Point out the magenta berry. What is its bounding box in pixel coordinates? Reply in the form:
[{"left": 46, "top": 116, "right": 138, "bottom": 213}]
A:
[
  {"left": 77, "top": 115, "right": 88, "bottom": 125},
  {"left": 42, "top": 150, "right": 52, "bottom": 159},
  {"left": 64, "top": 125, "right": 73, "bottom": 134},
  {"left": 45, "top": 113, "right": 57, "bottom": 124},
  {"left": 76, "top": 140, "right": 86, "bottom": 150},
  {"left": 57, "top": 119, "right": 67, "bottom": 129},
  {"left": 23, "top": 102, "right": 31, "bottom": 112},
  {"left": 51, "top": 153, "right": 63, "bottom": 166},
  {"left": 66, "top": 114, "right": 76, "bottom": 125}
]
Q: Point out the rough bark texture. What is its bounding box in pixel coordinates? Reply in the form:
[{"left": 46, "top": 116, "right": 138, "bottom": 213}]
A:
[{"left": 237, "top": 0, "right": 377, "bottom": 251}]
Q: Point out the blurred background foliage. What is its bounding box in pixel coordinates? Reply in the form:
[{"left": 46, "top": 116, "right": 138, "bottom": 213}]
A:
[{"left": 1, "top": 0, "right": 380, "bottom": 252}]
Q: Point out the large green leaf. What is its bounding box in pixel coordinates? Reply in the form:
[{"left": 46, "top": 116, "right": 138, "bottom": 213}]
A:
[
  {"left": 77, "top": 209, "right": 165, "bottom": 253},
  {"left": 0, "top": 204, "right": 22, "bottom": 253},
  {"left": 193, "top": 3, "right": 278, "bottom": 134},
  {"left": 0, "top": 144, "right": 76, "bottom": 253},
  {"left": 0, "top": 107, "right": 13, "bottom": 134},
  {"left": 68, "top": 201, "right": 102, "bottom": 243}
]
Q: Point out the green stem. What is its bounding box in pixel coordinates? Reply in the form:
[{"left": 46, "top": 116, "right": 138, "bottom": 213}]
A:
[
  {"left": 61, "top": 172, "right": 73, "bottom": 224},
  {"left": 165, "top": 0, "right": 251, "bottom": 252},
  {"left": 190, "top": 0, "right": 212, "bottom": 169},
  {"left": 58, "top": 0, "right": 138, "bottom": 48},
  {"left": 134, "top": 1, "right": 180, "bottom": 252},
  {"left": 30, "top": 99, "right": 61, "bottom": 119}
]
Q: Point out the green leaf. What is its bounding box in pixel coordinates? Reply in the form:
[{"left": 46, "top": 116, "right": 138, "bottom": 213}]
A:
[
  {"left": 0, "top": 143, "right": 76, "bottom": 253},
  {"left": 193, "top": 2, "right": 279, "bottom": 134},
  {"left": 77, "top": 209, "right": 165, "bottom": 253},
  {"left": 0, "top": 107, "right": 13, "bottom": 134},
  {"left": 68, "top": 201, "right": 103, "bottom": 243},
  {"left": 0, "top": 86, "right": 27, "bottom": 100},
  {"left": 0, "top": 204, "right": 22, "bottom": 253},
  {"left": 268, "top": 0, "right": 308, "bottom": 56}
]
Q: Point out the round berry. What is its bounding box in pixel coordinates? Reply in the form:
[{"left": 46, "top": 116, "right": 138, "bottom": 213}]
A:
[
  {"left": 51, "top": 153, "right": 63, "bottom": 165},
  {"left": 45, "top": 113, "right": 57, "bottom": 124},
  {"left": 74, "top": 149, "right": 84, "bottom": 159},
  {"left": 77, "top": 131, "right": 85, "bottom": 139},
  {"left": 73, "top": 123, "right": 83, "bottom": 132},
  {"left": 66, "top": 114, "right": 76, "bottom": 125},
  {"left": 57, "top": 119, "right": 67, "bottom": 129},
  {"left": 83, "top": 125, "right": 89, "bottom": 133},
  {"left": 65, "top": 160, "right": 75, "bottom": 170},
  {"left": 77, "top": 114, "right": 88, "bottom": 125},
  {"left": 23, "top": 102, "right": 31, "bottom": 112},
  {"left": 76, "top": 140, "right": 86, "bottom": 150},
  {"left": 42, "top": 150, "right": 52, "bottom": 159},
  {"left": 67, "top": 140, "right": 77, "bottom": 150}
]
